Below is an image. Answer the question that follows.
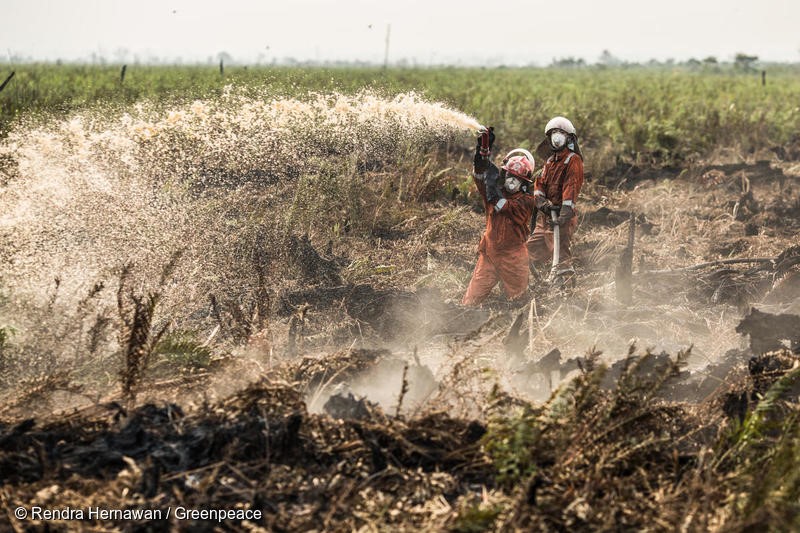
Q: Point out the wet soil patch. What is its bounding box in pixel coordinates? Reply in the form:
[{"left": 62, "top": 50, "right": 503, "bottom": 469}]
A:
[
  {"left": 600, "top": 163, "right": 683, "bottom": 189},
  {"left": 695, "top": 160, "right": 788, "bottom": 185},
  {"left": 582, "top": 207, "right": 653, "bottom": 234}
]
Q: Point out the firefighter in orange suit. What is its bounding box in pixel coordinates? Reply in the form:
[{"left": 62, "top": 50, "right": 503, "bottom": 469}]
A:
[
  {"left": 462, "top": 128, "right": 536, "bottom": 306},
  {"left": 527, "top": 116, "right": 584, "bottom": 274}
]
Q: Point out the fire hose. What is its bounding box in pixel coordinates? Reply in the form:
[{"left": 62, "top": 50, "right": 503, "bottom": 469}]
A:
[{"left": 548, "top": 208, "right": 560, "bottom": 283}]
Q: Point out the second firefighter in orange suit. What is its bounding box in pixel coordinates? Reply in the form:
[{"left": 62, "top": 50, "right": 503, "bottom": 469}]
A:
[
  {"left": 527, "top": 116, "right": 585, "bottom": 274},
  {"left": 462, "top": 128, "right": 536, "bottom": 306}
]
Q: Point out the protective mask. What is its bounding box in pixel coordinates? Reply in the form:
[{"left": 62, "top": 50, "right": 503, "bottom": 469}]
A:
[
  {"left": 504, "top": 176, "right": 521, "bottom": 193},
  {"left": 550, "top": 131, "right": 567, "bottom": 150}
]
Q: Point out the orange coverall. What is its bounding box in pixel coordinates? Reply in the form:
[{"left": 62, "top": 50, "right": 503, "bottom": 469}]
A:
[
  {"left": 462, "top": 163, "right": 535, "bottom": 306},
  {"left": 527, "top": 150, "right": 584, "bottom": 268}
]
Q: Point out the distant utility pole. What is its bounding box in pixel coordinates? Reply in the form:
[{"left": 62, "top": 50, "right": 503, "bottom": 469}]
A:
[{"left": 383, "top": 24, "right": 391, "bottom": 69}]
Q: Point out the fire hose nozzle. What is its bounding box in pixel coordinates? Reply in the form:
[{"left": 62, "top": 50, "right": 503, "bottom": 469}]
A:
[{"left": 479, "top": 126, "right": 491, "bottom": 157}]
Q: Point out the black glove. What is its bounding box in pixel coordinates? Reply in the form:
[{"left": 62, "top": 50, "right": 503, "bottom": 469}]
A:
[
  {"left": 485, "top": 165, "right": 504, "bottom": 205},
  {"left": 555, "top": 205, "right": 575, "bottom": 226},
  {"left": 535, "top": 197, "right": 553, "bottom": 214},
  {"left": 473, "top": 126, "right": 495, "bottom": 172}
]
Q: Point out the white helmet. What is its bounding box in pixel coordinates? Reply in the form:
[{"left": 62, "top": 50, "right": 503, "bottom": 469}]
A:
[{"left": 544, "top": 116, "right": 576, "bottom": 135}]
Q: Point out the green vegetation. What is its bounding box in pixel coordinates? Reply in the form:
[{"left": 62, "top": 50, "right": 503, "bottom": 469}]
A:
[
  {"left": 2, "top": 64, "right": 800, "bottom": 174},
  {"left": 152, "top": 331, "right": 214, "bottom": 371}
]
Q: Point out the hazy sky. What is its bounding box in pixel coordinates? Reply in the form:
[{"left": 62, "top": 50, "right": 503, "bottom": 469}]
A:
[{"left": 3, "top": 0, "right": 799, "bottom": 65}]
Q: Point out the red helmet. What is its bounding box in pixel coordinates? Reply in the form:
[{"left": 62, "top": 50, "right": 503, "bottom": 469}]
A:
[{"left": 502, "top": 155, "right": 534, "bottom": 182}]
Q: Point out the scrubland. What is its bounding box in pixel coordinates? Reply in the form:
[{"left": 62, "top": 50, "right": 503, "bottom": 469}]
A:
[{"left": 1, "top": 64, "right": 800, "bottom": 531}]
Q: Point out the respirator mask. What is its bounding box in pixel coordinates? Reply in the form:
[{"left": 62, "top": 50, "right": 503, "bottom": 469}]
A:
[
  {"left": 550, "top": 131, "right": 567, "bottom": 150},
  {"left": 504, "top": 176, "right": 521, "bottom": 193}
]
